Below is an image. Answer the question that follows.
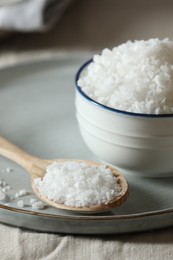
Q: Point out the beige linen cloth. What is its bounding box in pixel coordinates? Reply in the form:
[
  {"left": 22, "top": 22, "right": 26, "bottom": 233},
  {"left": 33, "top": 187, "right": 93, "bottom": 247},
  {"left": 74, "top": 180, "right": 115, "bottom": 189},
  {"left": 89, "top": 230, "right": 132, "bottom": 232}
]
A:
[
  {"left": 0, "top": 223, "right": 173, "bottom": 260},
  {"left": 0, "top": 52, "right": 173, "bottom": 260}
]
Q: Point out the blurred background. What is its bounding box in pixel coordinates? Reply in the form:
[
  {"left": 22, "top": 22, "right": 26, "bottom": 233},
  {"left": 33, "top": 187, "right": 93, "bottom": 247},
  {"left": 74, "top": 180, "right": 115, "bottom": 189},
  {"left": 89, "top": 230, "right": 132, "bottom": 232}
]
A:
[{"left": 0, "top": 0, "right": 173, "bottom": 52}]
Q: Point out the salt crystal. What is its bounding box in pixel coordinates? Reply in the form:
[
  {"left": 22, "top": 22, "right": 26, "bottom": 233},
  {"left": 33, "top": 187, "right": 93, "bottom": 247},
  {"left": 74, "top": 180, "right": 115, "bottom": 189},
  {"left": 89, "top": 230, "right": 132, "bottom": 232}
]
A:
[
  {"left": 32, "top": 201, "right": 44, "bottom": 210},
  {"left": 14, "top": 189, "right": 27, "bottom": 199},
  {"left": 0, "top": 190, "right": 6, "bottom": 201},
  {"left": 18, "top": 189, "right": 27, "bottom": 196},
  {"left": 30, "top": 198, "right": 38, "bottom": 205},
  {"left": 6, "top": 167, "right": 13, "bottom": 173},
  {"left": 34, "top": 161, "right": 121, "bottom": 207},
  {"left": 14, "top": 193, "right": 19, "bottom": 198},
  {"left": 17, "top": 200, "right": 24, "bottom": 208},
  {"left": 0, "top": 175, "right": 28, "bottom": 205},
  {"left": 5, "top": 185, "right": 11, "bottom": 191},
  {"left": 78, "top": 38, "right": 173, "bottom": 114}
]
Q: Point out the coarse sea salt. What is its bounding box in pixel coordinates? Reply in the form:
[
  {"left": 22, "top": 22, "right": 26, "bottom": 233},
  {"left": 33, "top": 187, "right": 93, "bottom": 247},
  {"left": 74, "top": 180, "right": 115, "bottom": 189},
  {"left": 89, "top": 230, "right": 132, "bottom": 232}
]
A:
[
  {"left": 6, "top": 167, "right": 13, "bottom": 173},
  {"left": 30, "top": 198, "right": 38, "bottom": 205},
  {"left": 78, "top": 38, "right": 173, "bottom": 114},
  {"left": 0, "top": 169, "right": 44, "bottom": 210},
  {"left": 31, "top": 201, "right": 44, "bottom": 210},
  {"left": 17, "top": 200, "right": 24, "bottom": 208},
  {"left": 34, "top": 161, "right": 121, "bottom": 207},
  {"left": 30, "top": 198, "right": 45, "bottom": 210},
  {"left": 0, "top": 189, "right": 6, "bottom": 201}
]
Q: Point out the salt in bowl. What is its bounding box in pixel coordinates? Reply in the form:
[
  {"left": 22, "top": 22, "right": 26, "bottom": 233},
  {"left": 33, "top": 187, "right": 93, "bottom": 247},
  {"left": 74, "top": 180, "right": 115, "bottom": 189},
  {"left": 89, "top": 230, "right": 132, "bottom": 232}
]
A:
[{"left": 75, "top": 59, "right": 173, "bottom": 177}]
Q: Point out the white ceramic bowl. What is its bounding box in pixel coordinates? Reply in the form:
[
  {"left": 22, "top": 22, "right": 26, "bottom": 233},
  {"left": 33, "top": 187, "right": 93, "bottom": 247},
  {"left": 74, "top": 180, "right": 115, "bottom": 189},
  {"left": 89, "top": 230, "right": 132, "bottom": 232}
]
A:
[{"left": 75, "top": 59, "right": 173, "bottom": 177}]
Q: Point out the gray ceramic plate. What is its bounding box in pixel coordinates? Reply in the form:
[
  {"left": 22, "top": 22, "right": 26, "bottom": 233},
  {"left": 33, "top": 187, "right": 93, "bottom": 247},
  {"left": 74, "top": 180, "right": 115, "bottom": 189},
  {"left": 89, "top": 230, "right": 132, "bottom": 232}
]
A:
[{"left": 0, "top": 53, "right": 173, "bottom": 235}]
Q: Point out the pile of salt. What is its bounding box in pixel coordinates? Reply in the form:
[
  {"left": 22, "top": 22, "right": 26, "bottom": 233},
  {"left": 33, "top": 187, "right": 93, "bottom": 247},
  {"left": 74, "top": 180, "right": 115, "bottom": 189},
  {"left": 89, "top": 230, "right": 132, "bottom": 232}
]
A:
[
  {"left": 78, "top": 38, "right": 173, "bottom": 114},
  {"left": 34, "top": 161, "right": 121, "bottom": 207}
]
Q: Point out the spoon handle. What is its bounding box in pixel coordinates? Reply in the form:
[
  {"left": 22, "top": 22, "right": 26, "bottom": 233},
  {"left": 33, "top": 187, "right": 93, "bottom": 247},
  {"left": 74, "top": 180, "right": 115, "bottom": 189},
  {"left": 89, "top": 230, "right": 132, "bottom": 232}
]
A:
[{"left": 0, "top": 136, "right": 41, "bottom": 177}]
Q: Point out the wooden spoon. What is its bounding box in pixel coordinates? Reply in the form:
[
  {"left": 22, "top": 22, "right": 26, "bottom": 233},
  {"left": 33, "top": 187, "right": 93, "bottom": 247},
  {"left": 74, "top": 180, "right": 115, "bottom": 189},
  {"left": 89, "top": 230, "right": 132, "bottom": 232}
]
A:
[{"left": 0, "top": 136, "right": 129, "bottom": 213}]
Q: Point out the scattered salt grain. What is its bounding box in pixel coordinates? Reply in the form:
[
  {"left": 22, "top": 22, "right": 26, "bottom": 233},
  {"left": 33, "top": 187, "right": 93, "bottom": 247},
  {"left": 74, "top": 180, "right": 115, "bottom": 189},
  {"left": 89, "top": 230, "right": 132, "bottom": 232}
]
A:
[
  {"left": 31, "top": 201, "right": 44, "bottom": 210},
  {"left": 14, "top": 189, "right": 28, "bottom": 199},
  {"left": 78, "top": 38, "right": 173, "bottom": 114},
  {"left": 14, "top": 193, "right": 19, "bottom": 198},
  {"left": 0, "top": 189, "right": 6, "bottom": 201},
  {"left": 34, "top": 161, "right": 121, "bottom": 207},
  {"left": 5, "top": 185, "right": 11, "bottom": 191},
  {"left": 18, "top": 189, "right": 27, "bottom": 196},
  {"left": 0, "top": 167, "right": 46, "bottom": 211},
  {"left": 17, "top": 200, "right": 24, "bottom": 208},
  {"left": 6, "top": 167, "right": 13, "bottom": 173},
  {"left": 30, "top": 198, "right": 38, "bottom": 205}
]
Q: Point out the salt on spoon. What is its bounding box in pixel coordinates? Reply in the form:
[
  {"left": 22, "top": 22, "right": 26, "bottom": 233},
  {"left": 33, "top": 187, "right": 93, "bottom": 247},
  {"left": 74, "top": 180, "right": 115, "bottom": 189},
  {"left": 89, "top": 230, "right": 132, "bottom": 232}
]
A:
[{"left": 0, "top": 136, "right": 128, "bottom": 213}]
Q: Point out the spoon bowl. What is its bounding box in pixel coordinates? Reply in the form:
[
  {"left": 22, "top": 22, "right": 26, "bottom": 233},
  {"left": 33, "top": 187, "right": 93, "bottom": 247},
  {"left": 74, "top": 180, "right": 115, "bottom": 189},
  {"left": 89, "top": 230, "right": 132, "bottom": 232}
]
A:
[{"left": 0, "top": 136, "right": 129, "bottom": 213}]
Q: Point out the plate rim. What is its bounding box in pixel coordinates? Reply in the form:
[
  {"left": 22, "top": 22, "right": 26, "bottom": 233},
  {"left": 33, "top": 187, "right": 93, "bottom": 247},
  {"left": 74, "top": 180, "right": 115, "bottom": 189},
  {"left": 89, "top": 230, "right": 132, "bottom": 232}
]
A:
[{"left": 1, "top": 204, "right": 173, "bottom": 221}]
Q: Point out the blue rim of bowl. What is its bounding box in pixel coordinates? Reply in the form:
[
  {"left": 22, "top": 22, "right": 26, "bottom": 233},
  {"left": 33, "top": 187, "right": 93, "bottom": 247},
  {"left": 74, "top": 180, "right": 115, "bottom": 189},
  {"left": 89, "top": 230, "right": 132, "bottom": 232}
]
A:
[{"left": 75, "top": 59, "right": 173, "bottom": 118}]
